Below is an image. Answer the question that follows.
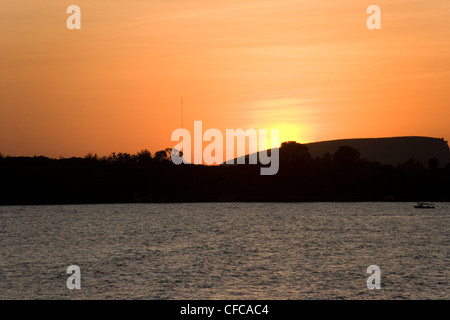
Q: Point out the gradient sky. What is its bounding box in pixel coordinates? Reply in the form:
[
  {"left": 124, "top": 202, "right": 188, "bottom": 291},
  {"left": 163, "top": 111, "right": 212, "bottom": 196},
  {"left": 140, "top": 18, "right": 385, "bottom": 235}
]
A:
[{"left": 1, "top": 0, "right": 449, "bottom": 157}]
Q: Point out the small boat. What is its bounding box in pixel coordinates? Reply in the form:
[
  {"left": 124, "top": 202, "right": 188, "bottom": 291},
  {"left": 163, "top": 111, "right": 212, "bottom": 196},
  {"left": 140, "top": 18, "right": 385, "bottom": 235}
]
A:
[{"left": 414, "top": 202, "right": 435, "bottom": 209}]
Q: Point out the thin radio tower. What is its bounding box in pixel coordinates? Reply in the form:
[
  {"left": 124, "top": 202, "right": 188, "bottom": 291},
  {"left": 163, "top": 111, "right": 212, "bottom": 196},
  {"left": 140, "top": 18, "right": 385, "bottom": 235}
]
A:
[{"left": 180, "top": 97, "right": 183, "bottom": 158}]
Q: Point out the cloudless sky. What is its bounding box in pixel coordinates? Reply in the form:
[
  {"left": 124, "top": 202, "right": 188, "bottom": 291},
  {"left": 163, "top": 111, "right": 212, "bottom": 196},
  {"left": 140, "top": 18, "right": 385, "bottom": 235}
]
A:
[{"left": 1, "top": 0, "right": 449, "bottom": 157}]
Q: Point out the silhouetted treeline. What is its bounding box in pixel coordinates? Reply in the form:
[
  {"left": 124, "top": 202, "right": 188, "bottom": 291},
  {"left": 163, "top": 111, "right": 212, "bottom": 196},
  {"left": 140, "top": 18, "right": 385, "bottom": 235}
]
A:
[{"left": 1, "top": 142, "right": 449, "bottom": 205}]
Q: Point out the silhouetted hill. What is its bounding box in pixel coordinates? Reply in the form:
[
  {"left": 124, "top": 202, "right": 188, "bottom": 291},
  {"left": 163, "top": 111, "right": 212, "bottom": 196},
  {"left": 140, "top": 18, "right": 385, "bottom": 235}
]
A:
[
  {"left": 233, "top": 136, "right": 450, "bottom": 167},
  {"left": 305, "top": 136, "right": 450, "bottom": 167}
]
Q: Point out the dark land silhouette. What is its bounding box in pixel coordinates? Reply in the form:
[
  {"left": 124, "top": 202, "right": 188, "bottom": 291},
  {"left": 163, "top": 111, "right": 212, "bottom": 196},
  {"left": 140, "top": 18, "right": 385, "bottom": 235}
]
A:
[
  {"left": 234, "top": 136, "right": 450, "bottom": 167},
  {"left": 305, "top": 136, "right": 450, "bottom": 166},
  {"left": 1, "top": 137, "right": 449, "bottom": 205}
]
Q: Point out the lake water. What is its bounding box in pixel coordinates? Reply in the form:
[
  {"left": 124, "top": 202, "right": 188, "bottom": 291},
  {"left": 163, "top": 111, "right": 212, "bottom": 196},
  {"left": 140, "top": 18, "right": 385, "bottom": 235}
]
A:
[{"left": 0, "top": 202, "right": 448, "bottom": 299}]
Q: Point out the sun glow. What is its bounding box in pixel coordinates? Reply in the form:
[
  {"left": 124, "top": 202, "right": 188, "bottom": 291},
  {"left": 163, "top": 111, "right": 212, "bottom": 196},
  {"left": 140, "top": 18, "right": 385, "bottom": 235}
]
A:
[{"left": 245, "top": 97, "right": 318, "bottom": 147}]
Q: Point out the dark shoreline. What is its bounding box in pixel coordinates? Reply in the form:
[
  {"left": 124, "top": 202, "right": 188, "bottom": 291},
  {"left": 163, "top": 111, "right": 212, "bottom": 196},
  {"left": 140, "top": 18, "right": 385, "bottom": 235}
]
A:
[
  {"left": 0, "top": 200, "right": 448, "bottom": 208},
  {"left": 1, "top": 142, "right": 449, "bottom": 206}
]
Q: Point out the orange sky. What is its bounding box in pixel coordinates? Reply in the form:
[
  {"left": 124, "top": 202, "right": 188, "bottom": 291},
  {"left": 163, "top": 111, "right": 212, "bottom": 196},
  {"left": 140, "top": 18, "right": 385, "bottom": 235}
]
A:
[{"left": 1, "top": 0, "right": 449, "bottom": 157}]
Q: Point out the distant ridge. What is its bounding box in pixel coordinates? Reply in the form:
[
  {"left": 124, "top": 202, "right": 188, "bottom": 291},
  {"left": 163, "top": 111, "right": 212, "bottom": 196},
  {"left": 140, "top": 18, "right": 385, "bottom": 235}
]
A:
[
  {"left": 304, "top": 136, "right": 450, "bottom": 166},
  {"left": 233, "top": 136, "right": 450, "bottom": 167}
]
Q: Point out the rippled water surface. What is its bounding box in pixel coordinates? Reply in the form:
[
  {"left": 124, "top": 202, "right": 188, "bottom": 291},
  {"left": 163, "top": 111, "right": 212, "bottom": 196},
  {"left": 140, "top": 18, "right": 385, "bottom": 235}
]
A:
[{"left": 0, "top": 202, "right": 448, "bottom": 299}]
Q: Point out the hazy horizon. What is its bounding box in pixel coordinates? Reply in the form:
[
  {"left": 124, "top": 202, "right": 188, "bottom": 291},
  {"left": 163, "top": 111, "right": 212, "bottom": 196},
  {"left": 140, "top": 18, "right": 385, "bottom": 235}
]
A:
[{"left": 1, "top": 134, "right": 448, "bottom": 159}]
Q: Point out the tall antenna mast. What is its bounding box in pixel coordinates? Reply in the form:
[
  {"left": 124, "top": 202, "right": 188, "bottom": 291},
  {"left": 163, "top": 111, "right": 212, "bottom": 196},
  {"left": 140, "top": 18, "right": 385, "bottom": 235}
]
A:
[{"left": 181, "top": 96, "right": 183, "bottom": 129}]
